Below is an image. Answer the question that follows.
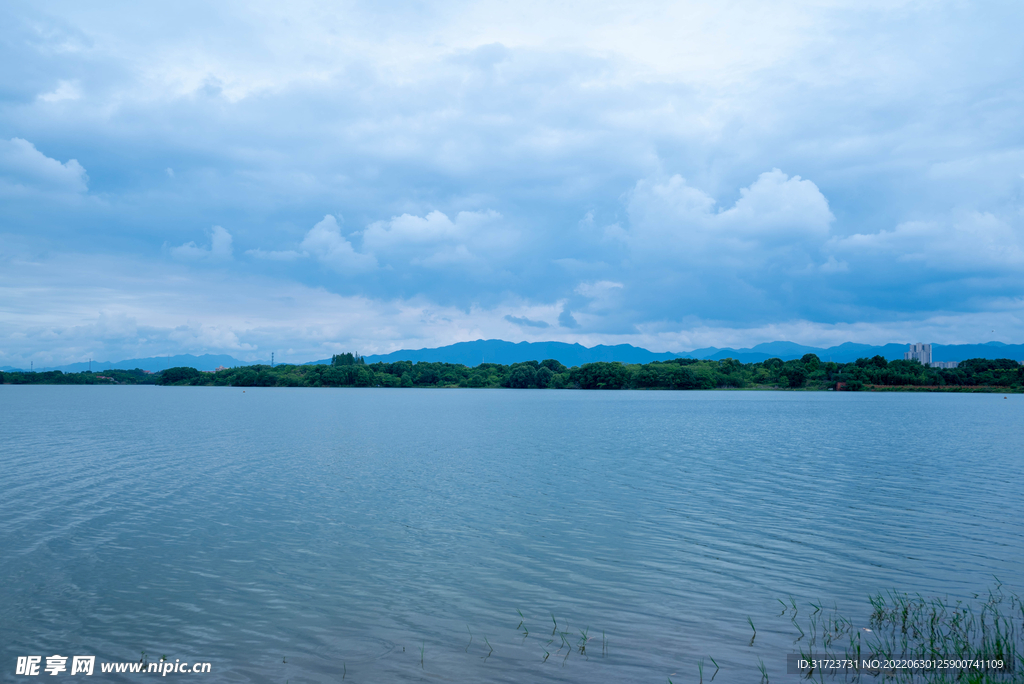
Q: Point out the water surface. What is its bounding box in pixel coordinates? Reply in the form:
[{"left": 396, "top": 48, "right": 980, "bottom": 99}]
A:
[{"left": 2, "top": 387, "right": 1022, "bottom": 682}]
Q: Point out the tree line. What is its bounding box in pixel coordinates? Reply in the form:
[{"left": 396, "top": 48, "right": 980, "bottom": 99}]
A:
[
  {"left": 0, "top": 368, "right": 158, "bottom": 385},
  {"left": 3, "top": 354, "right": 1020, "bottom": 390}
]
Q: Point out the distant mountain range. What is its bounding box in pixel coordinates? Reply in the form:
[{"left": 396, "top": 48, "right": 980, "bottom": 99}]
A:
[
  {"left": 5, "top": 340, "right": 1023, "bottom": 373},
  {"left": 312, "top": 339, "right": 1024, "bottom": 366},
  {"left": 328, "top": 340, "right": 687, "bottom": 366},
  {"left": 0, "top": 354, "right": 257, "bottom": 373}
]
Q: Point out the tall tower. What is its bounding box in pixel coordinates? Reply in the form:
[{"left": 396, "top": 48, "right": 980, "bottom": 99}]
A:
[{"left": 271, "top": 352, "right": 274, "bottom": 368}]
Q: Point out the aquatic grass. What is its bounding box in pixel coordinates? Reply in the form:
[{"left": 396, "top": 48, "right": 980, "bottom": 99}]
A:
[
  {"left": 786, "top": 582, "right": 1022, "bottom": 682},
  {"left": 275, "top": 589, "right": 1020, "bottom": 681},
  {"left": 577, "top": 627, "right": 591, "bottom": 657},
  {"left": 788, "top": 597, "right": 806, "bottom": 641},
  {"left": 509, "top": 610, "right": 609, "bottom": 666},
  {"left": 516, "top": 608, "right": 529, "bottom": 638}
]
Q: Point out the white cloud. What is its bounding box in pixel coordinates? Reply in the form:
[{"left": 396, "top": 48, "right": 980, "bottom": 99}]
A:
[
  {"left": 575, "top": 280, "right": 624, "bottom": 300},
  {"left": 300, "top": 215, "right": 377, "bottom": 272},
  {"left": 626, "top": 169, "right": 834, "bottom": 254},
  {"left": 171, "top": 226, "right": 234, "bottom": 260},
  {"left": 716, "top": 169, "right": 835, "bottom": 241},
  {"left": 358, "top": 209, "right": 514, "bottom": 270},
  {"left": 0, "top": 138, "right": 88, "bottom": 193},
  {"left": 362, "top": 209, "right": 502, "bottom": 252},
  {"left": 627, "top": 175, "right": 716, "bottom": 236},
  {"left": 245, "top": 248, "right": 303, "bottom": 261},
  {"left": 411, "top": 244, "right": 477, "bottom": 267},
  {"left": 167, "top": 324, "right": 256, "bottom": 351},
  {"left": 818, "top": 255, "right": 849, "bottom": 273},
  {"left": 831, "top": 211, "right": 1024, "bottom": 271},
  {"left": 363, "top": 210, "right": 465, "bottom": 250},
  {"left": 38, "top": 80, "right": 82, "bottom": 103},
  {"left": 249, "top": 210, "right": 503, "bottom": 271}
]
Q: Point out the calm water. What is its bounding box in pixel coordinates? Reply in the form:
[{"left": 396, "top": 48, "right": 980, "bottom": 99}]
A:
[{"left": 1, "top": 386, "right": 1022, "bottom": 682}]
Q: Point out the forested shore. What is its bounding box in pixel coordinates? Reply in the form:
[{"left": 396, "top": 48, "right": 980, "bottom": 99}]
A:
[{"left": 3, "top": 353, "right": 1021, "bottom": 391}]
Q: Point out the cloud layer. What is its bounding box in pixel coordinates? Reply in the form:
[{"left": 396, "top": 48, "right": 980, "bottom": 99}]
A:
[
  {"left": 1, "top": 1, "right": 1022, "bottom": 365},
  {"left": 0, "top": 138, "right": 88, "bottom": 194}
]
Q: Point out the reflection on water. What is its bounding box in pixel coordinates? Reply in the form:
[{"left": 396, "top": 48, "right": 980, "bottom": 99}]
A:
[{"left": 1, "top": 386, "right": 1022, "bottom": 682}]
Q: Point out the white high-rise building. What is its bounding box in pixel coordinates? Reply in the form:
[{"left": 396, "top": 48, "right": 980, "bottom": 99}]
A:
[{"left": 904, "top": 343, "right": 932, "bottom": 365}]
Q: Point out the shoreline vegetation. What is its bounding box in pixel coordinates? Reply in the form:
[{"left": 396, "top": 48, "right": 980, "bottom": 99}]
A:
[
  {"left": 2, "top": 353, "right": 1021, "bottom": 391},
  {"left": 116, "top": 585, "right": 1024, "bottom": 682},
  {"left": 782, "top": 583, "right": 1023, "bottom": 684}
]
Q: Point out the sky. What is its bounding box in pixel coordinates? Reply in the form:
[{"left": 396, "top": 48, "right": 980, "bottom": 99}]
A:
[{"left": 1, "top": 0, "right": 1023, "bottom": 366}]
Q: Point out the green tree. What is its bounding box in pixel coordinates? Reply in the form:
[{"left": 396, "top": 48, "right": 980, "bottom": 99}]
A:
[
  {"left": 570, "top": 362, "right": 630, "bottom": 389},
  {"left": 632, "top": 366, "right": 661, "bottom": 388},
  {"left": 549, "top": 372, "right": 571, "bottom": 389},
  {"left": 466, "top": 371, "right": 489, "bottom": 388},
  {"left": 160, "top": 367, "right": 202, "bottom": 385},
  {"left": 413, "top": 364, "right": 441, "bottom": 385},
  {"left": 801, "top": 353, "right": 821, "bottom": 371},
  {"left": 508, "top": 365, "right": 538, "bottom": 388},
  {"left": 233, "top": 369, "right": 257, "bottom": 386}
]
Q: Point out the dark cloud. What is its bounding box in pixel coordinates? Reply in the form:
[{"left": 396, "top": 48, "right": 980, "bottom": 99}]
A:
[
  {"left": 504, "top": 315, "right": 550, "bottom": 329},
  {"left": 558, "top": 307, "right": 579, "bottom": 329}
]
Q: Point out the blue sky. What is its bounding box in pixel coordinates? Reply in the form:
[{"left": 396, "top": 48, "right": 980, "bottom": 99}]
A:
[{"left": 2, "top": 0, "right": 1023, "bottom": 365}]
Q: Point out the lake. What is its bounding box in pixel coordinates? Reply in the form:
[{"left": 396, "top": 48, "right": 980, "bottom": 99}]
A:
[{"left": 1, "top": 386, "right": 1022, "bottom": 682}]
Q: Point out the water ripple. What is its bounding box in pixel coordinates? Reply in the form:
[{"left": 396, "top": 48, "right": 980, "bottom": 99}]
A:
[{"left": 1, "top": 386, "right": 1022, "bottom": 682}]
